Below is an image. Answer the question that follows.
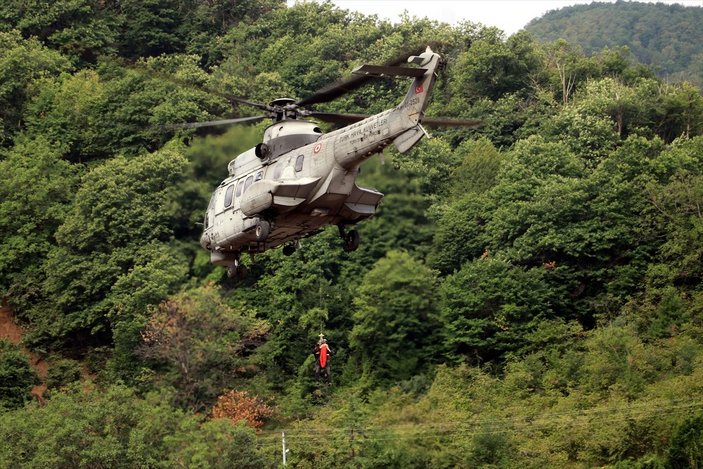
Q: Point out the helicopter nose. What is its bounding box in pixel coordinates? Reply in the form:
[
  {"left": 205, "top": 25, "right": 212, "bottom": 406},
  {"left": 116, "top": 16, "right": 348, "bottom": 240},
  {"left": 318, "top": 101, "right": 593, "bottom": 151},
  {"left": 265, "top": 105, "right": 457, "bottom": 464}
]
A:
[{"left": 199, "top": 233, "right": 211, "bottom": 251}]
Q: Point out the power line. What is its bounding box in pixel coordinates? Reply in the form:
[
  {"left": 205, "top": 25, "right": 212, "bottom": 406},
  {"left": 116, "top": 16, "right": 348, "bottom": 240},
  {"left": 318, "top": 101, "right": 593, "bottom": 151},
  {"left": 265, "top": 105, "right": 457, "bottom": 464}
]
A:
[{"left": 252, "top": 398, "right": 703, "bottom": 443}]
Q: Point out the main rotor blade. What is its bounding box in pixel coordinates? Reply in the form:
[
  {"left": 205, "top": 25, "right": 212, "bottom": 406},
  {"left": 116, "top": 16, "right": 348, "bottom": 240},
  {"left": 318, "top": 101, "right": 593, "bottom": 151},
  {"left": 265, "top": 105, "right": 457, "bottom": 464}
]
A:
[
  {"left": 226, "top": 96, "right": 270, "bottom": 111},
  {"left": 422, "top": 117, "right": 484, "bottom": 128},
  {"left": 296, "top": 45, "right": 432, "bottom": 107},
  {"left": 308, "top": 111, "right": 370, "bottom": 125},
  {"left": 165, "top": 115, "right": 266, "bottom": 130},
  {"left": 310, "top": 111, "right": 483, "bottom": 129},
  {"left": 296, "top": 75, "right": 379, "bottom": 107},
  {"left": 114, "top": 58, "right": 270, "bottom": 112}
]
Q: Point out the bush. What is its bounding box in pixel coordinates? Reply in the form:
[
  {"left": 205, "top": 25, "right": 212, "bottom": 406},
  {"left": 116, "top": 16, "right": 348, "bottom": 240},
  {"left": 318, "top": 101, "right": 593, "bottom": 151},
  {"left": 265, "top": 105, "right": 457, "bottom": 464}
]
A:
[
  {"left": 46, "top": 358, "right": 81, "bottom": 390},
  {"left": 0, "top": 384, "right": 270, "bottom": 468},
  {"left": 666, "top": 414, "right": 703, "bottom": 468},
  {"left": 0, "top": 339, "right": 39, "bottom": 411}
]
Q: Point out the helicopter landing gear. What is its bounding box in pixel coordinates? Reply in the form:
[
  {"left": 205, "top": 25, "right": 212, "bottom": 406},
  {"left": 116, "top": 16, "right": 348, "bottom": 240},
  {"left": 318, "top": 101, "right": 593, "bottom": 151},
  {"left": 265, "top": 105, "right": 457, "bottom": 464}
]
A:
[
  {"left": 282, "top": 243, "right": 296, "bottom": 256},
  {"left": 255, "top": 220, "right": 270, "bottom": 242},
  {"left": 344, "top": 230, "right": 360, "bottom": 252},
  {"left": 227, "top": 259, "right": 248, "bottom": 278},
  {"left": 339, "top": 225, "right": 360, "bottom": 252}
]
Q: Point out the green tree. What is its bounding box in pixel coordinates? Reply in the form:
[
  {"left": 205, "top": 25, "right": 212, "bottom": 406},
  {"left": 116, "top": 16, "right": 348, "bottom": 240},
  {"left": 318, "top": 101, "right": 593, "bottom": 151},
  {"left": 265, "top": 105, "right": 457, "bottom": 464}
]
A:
[
  {"left": 231, "top": 229, "right": 355, "bottom": 386},
  {"left": 526, "top": 2, "right": 703, "bottom": 88},
  {"left": 429, "top": 138, "right": 506, "bottom": 273},
  {"left": 0, "top": 340, "right": 39, "bottom": 411},
  {"left": 654, "top": 81, "right": 703, "bottom": 142},
  {"left": 0, "top": 31, "right": 71, "bottom": 145},
  {"left": 111, "top": 0, "right": 184, "bottom": 58},
  {"left": 350, "top": 251, "right": 441, "bottom": 383},
  {"left": 449, "top": 30, "right": 544, "bottom": 103},
  {"left": 541, "top": 39, "right": 594, "bottom": 105},
  {"left": 541, "top": 105, "right": 619, "bottom": 165},
  {"left": 0, "top": 0, "right": 117, "bottom": 64},
  {"left": 428, "top": 192, "right": 491, "bottom": 274},
  {"left": 666, "top": 414, "right": 703, "bottom": 468},
  {"left": 85, "top": 54, "right": 230, "bottom": 157},
  {"left": 353, "top": 155, "right": 437, "bottom": 265},
  {"left": 439, "top": 258, "right": 557, "bottom": 363},
  {"left": 165, "top": 418, "right": 267, "bottom": 468},
  {"left": 24, "top": 70, "right": 111, "bottom": 163},
  {"left": 139, "top": 284, "right": 270, "bottom": 411},
  {"left": 0, "top": 136, "right": 78, "bottom": 312},
  {"left": 108, "top": 243, "right": 190, "bottom": 382},
  {"left": 23, "top": 144, "right": 196, "bottom": 348},
  {"left": 0, "top": 384, "right": 268, "bottom": 467},
  {"left": 46, "top": 358, "right": 81, "bottom": 390}
]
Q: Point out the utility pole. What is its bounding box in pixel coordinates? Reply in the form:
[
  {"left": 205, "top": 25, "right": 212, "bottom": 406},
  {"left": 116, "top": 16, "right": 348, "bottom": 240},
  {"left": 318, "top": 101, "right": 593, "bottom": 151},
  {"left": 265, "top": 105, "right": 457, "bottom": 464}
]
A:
[{"left": 282, "top": 431, "right": 288, "bottom": 466}]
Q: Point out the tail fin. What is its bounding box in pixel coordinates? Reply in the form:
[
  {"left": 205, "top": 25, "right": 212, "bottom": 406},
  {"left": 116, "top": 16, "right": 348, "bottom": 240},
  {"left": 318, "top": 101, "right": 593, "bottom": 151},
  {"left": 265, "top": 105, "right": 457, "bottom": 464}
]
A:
[
  {"left": 401, "top": 47, "right": 443, "bottom": 117},
  {"left": 393, "top": 47, "right": 443, "bottom": 152}
]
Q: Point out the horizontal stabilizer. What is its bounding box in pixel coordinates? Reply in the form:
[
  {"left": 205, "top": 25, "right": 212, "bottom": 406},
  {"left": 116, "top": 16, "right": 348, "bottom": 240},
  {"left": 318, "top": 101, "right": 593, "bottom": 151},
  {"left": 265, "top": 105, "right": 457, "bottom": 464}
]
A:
[
  {"left": 339, "top": 185, "right": 384, "bottom": 221},
  {"left": 352, "top": 64, "right": 427, "bottom": 78}
]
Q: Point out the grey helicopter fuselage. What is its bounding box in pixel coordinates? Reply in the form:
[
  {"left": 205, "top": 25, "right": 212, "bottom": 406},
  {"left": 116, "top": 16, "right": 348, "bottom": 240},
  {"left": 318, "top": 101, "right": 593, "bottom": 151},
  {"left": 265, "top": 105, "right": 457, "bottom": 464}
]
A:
[{"left": 200, "top": 48, "right": 442, "bottom": 271}]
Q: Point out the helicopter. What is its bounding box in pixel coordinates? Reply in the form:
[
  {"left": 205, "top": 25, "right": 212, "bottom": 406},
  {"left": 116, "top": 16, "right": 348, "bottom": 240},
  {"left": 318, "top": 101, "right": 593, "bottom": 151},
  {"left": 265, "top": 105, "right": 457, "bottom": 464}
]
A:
[{"left": 177, "top": 47, "right": 481, "bottom": 277}]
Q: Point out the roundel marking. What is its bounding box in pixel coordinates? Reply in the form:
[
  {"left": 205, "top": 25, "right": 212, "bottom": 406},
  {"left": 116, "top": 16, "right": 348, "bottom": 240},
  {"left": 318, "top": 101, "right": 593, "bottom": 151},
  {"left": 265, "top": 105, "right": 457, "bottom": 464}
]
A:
[{"left": 313, "top": 143, "right": 322, "bottom": 154}]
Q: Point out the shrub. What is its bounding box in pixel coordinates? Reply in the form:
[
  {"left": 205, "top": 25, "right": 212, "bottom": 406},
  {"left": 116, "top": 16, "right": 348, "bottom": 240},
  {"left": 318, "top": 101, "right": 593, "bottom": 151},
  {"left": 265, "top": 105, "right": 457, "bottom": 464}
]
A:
[{"left": 0, "top": 339, "right": 39, "bottom": 410}]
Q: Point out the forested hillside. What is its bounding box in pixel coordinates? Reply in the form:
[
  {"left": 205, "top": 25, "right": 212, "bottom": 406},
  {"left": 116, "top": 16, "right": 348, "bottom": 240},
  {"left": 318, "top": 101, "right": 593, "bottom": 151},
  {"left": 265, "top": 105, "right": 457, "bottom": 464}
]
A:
[
  {"left": 526, "top": 1, "right": 703, "bottom": 88},
  {"left": 2, "top": 0, "right": 703, "bottom": 467}
]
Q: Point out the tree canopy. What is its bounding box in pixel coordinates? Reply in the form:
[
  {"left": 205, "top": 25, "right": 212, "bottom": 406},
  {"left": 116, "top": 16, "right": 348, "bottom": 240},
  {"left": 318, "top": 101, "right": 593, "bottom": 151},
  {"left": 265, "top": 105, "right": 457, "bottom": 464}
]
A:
[
  {"left": 526, "top": 1, "right": 703, "bottom": 88},
  {"left": 1, "top": 0, "right": 703, "bottom": 466}
]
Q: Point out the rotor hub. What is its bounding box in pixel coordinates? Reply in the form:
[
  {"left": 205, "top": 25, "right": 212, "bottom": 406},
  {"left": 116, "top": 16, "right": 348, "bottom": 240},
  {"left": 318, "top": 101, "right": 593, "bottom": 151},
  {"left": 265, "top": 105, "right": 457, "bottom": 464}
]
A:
[{"left": 268, "top": 98, "right": 302, "bottom": 121}]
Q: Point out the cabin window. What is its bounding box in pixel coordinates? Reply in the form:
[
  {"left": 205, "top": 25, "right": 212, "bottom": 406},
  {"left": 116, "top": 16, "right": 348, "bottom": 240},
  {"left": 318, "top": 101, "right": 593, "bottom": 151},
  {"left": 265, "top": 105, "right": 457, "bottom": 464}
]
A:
[
  {"left": 236, "top": 179, "right": 245, "bottom": 197},
  {"left": 243, "top": 175, "right": 254, "bottom": 192},
  {"left": 224, "top": 184, "right": 235, "bottom": 208},
  {"left": 255, "top": 170, "right": 263, "bottom": 182},
  {"left": 295, "top": 155, "right": 304, "bottom": 172}
]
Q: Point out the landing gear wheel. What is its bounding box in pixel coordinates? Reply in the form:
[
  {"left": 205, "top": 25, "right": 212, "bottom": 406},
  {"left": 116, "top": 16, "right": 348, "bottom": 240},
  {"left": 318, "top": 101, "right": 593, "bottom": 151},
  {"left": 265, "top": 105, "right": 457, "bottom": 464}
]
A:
[
  {"left": 227, "top": 259, "right": 248, "bottom": 278},
  {"left": 282, "top": 244, "right": 296, "bottom": 256},
  {"left": 255, "top": 220, "right": 270, "bottom": 242},
  {"left": 343, "top": 229, "right": 360, "bottom": 252}
]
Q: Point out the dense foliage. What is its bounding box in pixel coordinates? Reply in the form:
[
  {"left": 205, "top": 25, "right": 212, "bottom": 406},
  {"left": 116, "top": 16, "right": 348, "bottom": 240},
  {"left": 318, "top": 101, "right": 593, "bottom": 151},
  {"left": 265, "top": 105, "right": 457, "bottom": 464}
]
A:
[
  {"left": 1, "top": 0, "right": 703, "bottom": 466},
  {"left": 526, "top": 1, "right": 703, "bottom": 88}
]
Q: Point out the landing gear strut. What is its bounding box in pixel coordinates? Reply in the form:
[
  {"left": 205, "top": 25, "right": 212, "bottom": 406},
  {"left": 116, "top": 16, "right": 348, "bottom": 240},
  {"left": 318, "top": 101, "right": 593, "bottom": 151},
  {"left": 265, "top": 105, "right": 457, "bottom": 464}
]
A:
[
  {"left": 227, "top": 263, "right": 238, "bottom": 278},
  {"left": 338, "top": 225, "right": 360, "bottom": 252}
]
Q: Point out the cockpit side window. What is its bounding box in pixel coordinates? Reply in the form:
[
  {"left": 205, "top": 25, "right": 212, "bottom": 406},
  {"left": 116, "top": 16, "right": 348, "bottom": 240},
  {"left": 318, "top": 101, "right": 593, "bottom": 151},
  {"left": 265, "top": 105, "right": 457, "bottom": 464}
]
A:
[
  {"left": 224, "top": 184, "right": 235, "bottom": 208},
  {"left": 255, "top": 170, "right": 263, "bottom": 182},
  {"left": 213, "top": 187, "right": 226, "bottom": 214},
  {"left": 207, "top": 191, "right": 217, "bottom": 211},
  {"left": 295, "top": 154, "right": 304, "bottom": 172}
]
